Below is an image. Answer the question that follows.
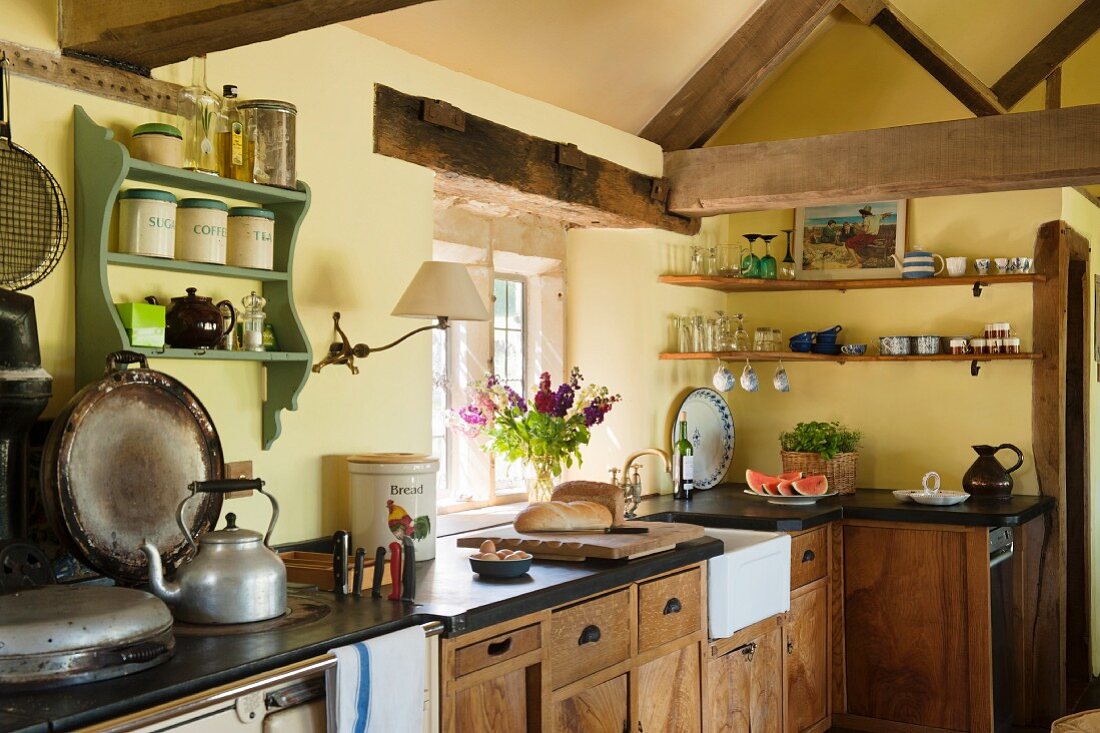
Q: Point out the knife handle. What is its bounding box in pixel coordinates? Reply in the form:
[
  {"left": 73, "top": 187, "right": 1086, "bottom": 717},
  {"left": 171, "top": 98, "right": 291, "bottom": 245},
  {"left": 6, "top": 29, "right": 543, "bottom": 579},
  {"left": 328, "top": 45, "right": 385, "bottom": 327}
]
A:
[
  {"left": 387, "top": 542, "right": 403, "bottom": 601},
  {"left": 352, "top": 547, "right": 365, "bottom": 597},
  {"left": 401, "top": 537, "right": 416, "bottom": 602},
  {"left": 371, "top": 546, "right": 386, "bottom": 598},
  {"left": 332, "top": 531, "right": 349, "bottom": 595}
]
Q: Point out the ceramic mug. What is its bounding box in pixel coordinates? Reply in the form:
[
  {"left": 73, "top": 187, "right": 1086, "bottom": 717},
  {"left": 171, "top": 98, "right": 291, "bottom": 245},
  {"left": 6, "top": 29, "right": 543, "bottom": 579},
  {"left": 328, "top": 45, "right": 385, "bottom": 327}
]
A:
[
  {"left": 915, "top": 335, "right": 941, "bottom": 355},
  {"left": 879, "top": 336, "right": 911, "bottom": 356},
  {"left": 975, "top": 258, "right": 991, "bottom": 276},
  {"left": 994, "top": 257, "right": 1009, "bottom": 274},
  {"left": 945, "top": 257, "right": 967, "bottom": 276},
  {"left": 1012, "top": 256, "right": 1033, "bottom": 274}
]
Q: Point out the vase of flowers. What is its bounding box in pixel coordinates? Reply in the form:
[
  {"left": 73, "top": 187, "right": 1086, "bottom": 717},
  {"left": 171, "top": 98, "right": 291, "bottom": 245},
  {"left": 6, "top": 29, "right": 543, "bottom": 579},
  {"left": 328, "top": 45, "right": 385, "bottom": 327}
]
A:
[{"left": 450, "top": 368, "right": 620, "bottom": 502}]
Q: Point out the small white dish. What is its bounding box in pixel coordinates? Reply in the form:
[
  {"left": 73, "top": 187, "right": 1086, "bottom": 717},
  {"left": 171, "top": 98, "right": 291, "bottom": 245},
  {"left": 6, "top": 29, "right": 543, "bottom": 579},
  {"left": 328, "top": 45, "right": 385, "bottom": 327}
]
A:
[
  {"left": 909, "top": 490, "right": 970, "bottom": 506},
  {"left": 743, "top": 489, "right": 838, "bottom": 506},
  {"left": 893, "top": 489, "right": 918, "bottom": 503}
]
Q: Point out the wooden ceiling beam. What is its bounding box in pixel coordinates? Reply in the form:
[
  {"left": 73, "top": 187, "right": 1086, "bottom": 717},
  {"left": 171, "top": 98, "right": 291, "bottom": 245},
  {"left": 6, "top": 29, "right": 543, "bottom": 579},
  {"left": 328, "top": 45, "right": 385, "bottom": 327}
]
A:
[
  {"left": 60, "top": 0, "right": 438, "bottom": 70},
  {"left": 843, "top": 0, "right": 1005, "bottom": 116},
  {"left": 639, "top": 0, "right": 840, "bottom": 151},
  {"left": 992, "top": 0, "right": 1100, "bottom": 109},
  {"left": 663, "top": 103, "right": 1100, "bottom": 216},
  {"left": 374, "top": 85, "right": 699, "bottom": 235}
]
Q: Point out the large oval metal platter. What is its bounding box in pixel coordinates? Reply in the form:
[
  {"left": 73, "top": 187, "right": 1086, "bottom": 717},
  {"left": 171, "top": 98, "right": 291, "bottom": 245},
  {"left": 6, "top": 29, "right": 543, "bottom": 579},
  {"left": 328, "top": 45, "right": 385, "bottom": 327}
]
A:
[
  {"left": 41, "top": 359, "right": 223, "bottom": 583},
  {"left": 670, "top": 388, "right": 735, "bottom": 490}
]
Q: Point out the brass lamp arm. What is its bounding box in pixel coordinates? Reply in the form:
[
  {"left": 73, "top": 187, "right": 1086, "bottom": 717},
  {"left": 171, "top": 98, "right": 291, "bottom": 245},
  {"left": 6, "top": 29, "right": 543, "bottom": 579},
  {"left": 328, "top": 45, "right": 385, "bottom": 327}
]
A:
[
  {"left": 312, "top": 312, "right": 449, "bottom": 375},
  {"left": 367, "top": 317, "right": 449, "bottom": 355}
]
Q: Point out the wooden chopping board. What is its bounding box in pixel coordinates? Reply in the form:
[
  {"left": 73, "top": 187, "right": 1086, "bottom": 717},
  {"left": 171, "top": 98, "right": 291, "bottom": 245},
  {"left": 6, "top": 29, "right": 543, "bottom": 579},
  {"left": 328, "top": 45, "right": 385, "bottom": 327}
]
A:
[{"left": 456, "top": 521, "right": 705, "bottom": 561}]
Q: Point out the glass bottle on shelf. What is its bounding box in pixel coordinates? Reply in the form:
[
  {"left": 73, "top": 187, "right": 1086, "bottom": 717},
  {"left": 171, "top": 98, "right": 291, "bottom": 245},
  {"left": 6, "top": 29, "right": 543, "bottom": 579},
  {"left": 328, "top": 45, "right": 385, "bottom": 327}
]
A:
[
  {"left": 689, "top": 246, "right": 704, "bottom": 275},
  {"left": 759, "top": 234, "right": 778, "bottom": 280},
  {"left": 240, "top": 291, "right": 267, "bottom": 352},
  {"left": 179, "top": 56, "right": 222, "bottom": 175},
  {"left": 731, "top": 313, "right": 751, "bottom": 351},
  {"left": 779, "top": 228, "right": 797, "bottom": 280},
  {"left": 740, "top": 234, "right": 761, "bottom": 278},
  {"left": 218, "top": 84, "right": 248, "bottom": 181}
]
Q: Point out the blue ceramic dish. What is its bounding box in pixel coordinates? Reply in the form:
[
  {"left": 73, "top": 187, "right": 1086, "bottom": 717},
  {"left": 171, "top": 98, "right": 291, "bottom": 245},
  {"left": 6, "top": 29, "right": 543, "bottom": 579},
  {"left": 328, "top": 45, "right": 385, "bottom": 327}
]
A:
[
  {"left": 470, "top": 556, "right": 533, "bottom": 578},
  {"left": 790, "top": 331, "right": 814, "bottom": 342},
  {"left": 840, "top": 343, "right": 868, "bottom": 355},
  {"left": 812, "top": 343, "right": 842, "bottom": 355},
  {"left": 789, "top": 341, "right": 813, "bottom": 353}
]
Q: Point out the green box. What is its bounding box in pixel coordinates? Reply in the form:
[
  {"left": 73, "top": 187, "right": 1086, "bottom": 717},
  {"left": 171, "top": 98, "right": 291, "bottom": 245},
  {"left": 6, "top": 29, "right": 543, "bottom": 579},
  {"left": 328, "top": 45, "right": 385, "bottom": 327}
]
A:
[{"left": 116, "top": 303, "right": 165, "bottom": 347}]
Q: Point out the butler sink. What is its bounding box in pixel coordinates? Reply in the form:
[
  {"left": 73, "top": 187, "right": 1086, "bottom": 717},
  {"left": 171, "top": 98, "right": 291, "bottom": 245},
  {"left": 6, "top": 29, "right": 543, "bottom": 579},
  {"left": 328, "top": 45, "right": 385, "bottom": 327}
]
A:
[{"left": 705, "top": 528, "right": 791, "bottom": 639}]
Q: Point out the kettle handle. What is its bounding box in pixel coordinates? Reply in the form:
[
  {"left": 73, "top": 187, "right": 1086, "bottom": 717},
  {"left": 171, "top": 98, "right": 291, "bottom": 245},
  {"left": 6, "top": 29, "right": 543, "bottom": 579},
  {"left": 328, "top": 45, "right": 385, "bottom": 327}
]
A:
[
  {"left": 177, "top": 478, "right": 281, "bottom": 551},
  {"left": 217, "top": 300, "right": 237, "bottom": 338},
  {"left": 996, "top": 443, "right": 1024, "bottom": 474}
]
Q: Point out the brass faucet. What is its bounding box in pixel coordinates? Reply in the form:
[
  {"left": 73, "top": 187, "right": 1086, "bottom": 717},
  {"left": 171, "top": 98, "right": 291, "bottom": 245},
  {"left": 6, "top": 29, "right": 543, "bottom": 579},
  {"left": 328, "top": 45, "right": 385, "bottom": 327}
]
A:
[
  {"left": 621, "top": 448, "right": 671, "bottom": 480},
  {"left": 616, "top": 449, "right": 671, "bottom": 518}
]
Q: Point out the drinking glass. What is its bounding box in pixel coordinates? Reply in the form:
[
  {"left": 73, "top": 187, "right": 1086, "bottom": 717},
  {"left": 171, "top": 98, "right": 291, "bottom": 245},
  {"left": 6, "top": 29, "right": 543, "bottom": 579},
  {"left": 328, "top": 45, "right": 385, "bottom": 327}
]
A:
[
  {"left": 753, "top": 327, "right": 771, "bottom": 352},
  {"left": 689, "top": 246, "right": 704, "bottom": 275},
  {"left": 771, "top": 328, "right": 783, "bottom": 352},
  {"left": 690, "top": 315, "right": 706, "bottom": 352},
  {"left": 731, "top": 313, "right": 751, "bottom": 351},
  {"left": 669, "top": 315, "right": 683, "bottom": 352},
  {"left": 779, "top": 229, "right": 797, "bottom": 280},
  {"left": 678, "top": 316, "right": 693, "bottom": 353},
  {"left": 741, "top": 234, "right": 761, "bottom": 278},
  {"left": 705, "top": 247, "right": 718, "bottom": 276},
  {"left": 759, "top": 235, "right": 778, "bottom": 280},
  {"left": 714, "top": 311, "right": 735, "bottom": 351}
]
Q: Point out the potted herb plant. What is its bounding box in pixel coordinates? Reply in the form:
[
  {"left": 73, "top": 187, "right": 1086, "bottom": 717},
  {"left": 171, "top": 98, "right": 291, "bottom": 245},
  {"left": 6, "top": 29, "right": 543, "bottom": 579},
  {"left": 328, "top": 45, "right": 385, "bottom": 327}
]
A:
[{"left": 779, "top": 420, "right": 862, "bottom": 494}]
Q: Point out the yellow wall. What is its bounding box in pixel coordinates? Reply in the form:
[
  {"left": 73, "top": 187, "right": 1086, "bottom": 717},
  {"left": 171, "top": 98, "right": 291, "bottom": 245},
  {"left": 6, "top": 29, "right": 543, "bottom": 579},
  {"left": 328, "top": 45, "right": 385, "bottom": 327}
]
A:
[{"left": 9, "top": 2, "right": 725, "bottom": 542}]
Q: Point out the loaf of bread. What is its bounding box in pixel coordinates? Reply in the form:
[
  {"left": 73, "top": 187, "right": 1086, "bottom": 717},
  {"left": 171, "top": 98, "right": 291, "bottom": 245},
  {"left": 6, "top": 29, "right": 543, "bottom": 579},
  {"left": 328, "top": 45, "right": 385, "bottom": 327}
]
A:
[
  {"left": 551, "top": 481, "right": 625, "bottom": 526},
  {"left": 514, "top": 500, "right": 613, "bottom": 532}
]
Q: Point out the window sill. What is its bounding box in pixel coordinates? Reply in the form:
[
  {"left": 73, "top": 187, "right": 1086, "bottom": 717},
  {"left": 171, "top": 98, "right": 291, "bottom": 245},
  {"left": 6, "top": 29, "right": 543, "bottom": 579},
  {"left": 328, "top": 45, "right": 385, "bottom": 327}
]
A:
[{"left": 437, "top": 503, "right": 527, "bottom": 537}]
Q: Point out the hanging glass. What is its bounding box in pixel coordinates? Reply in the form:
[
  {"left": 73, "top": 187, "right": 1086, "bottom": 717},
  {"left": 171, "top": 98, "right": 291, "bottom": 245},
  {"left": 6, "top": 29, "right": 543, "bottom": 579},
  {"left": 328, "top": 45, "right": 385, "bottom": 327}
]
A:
[
  {"left": 779, "top": 228, "right": 797, "bottom": 281},
  {"left": 740, "top": 234, "right": 761, "bottom": 278},
  {"left": 759, "top": 234, "right": 778, "bottom": 280}
]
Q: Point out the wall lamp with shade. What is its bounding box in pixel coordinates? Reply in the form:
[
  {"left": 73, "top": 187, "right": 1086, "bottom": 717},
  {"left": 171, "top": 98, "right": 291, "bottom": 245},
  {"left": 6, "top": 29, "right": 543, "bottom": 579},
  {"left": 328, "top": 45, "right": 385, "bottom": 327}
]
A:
[{"left": 313, "top": 261, "right": 489, "bottom": 375}]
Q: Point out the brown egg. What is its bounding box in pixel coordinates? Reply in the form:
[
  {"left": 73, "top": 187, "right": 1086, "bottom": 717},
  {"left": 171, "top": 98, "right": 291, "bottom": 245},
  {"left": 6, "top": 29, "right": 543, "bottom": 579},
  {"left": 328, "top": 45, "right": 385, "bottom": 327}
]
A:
[
  {"left": 512, "top": 551, "right": 532, "bottom": 560},
  {"left": 479, "top": 540, "right": 497, "bottom": 554},
  {"left": 496, "top": 550, "right": 514, "bottom": 559},
  {"left": 478, "top": 552, "right": 500, "bottom": 561}
]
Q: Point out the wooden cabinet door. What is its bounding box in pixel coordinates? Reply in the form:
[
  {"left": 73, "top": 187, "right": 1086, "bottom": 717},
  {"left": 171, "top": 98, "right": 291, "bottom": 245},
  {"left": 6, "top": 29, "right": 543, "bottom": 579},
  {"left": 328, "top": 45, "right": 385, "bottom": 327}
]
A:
[
  {"left": 454, "top": 666, "right": 531, "bottom": 733},
  {"left": 554, "top": 673, "right": 628, "bottom": 733},
  {"left": 638, "top": 643, "right": 702, "bottom": 733},
  {"left": 786, "top": 583, "right": 828, "bottom": 733},
  {"left": 708, "top": 626, "right": 783, "bottom": 733}
]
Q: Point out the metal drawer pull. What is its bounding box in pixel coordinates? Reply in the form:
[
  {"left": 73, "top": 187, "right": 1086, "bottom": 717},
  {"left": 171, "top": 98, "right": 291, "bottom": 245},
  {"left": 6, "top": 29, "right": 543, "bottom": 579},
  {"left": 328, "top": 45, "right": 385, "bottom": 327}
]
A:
[
  {"left": 578, "top": 625, "right": 602, "bottom": 645},
  {"left": 802, "top": 549, "right": 815, "bottom": 563},
  {"left": 740, "top": 642, "right": 758, "bottom": 662},
  {"left": 787, "top": 640, "right": 794, "bottom": 655},
  {"left": 663, "top": 597, "right": 682, "bottom": 615},
  {"left": 487, "top": 637, "right": 513, "bottom": 656}
]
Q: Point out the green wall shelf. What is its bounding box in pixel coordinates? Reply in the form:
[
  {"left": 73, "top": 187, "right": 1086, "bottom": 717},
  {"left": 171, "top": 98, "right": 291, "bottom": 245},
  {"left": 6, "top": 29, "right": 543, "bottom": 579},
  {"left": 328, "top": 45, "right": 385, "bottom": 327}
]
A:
[{"left": 74, "top": 105, "right": 313, "bottom": 450}]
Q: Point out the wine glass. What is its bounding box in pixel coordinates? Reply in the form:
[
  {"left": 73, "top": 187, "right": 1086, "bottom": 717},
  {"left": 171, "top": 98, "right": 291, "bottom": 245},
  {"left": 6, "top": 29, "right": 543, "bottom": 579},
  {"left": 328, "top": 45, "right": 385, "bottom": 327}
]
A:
[
  {"left": 731, "top": 313, "right": 751, "bottom": 351},
  {"left": 759, "top": 234, "right": 778, "bottom": 280},
  {"left": 741, "top": 234, "right": 761, "bottom": 278},
  {"left": 779, "top": 229, "right": 797, "bottom": 281}
]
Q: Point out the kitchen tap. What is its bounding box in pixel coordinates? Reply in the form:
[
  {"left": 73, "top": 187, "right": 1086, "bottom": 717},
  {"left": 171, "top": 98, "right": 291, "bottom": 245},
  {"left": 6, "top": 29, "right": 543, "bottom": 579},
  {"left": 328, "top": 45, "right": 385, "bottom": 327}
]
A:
[
  {"left": 621, "top": 448, "right": 671, "bottom": 480},
  {"left": 616, "top": 449, "right": 671, "bottom": 518}
]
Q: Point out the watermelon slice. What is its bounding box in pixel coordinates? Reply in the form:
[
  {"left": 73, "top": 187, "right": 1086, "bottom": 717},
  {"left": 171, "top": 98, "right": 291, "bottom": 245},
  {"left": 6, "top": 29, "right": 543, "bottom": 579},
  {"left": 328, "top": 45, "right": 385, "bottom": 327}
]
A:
[
  {"left": 792, "top": 474, "right": 829, "bottom": 496},
  {"left": 778, "top": 471, "right": 803, "bottom": 481},
  {"left": 762, "top": 481, "right": 783, "bottom": 496},
  {"left": 745, "top": 469, "right": 776, "bottom": 495},
  {"left": 776, "top": 479, "right": 798, "bottom": 496}
]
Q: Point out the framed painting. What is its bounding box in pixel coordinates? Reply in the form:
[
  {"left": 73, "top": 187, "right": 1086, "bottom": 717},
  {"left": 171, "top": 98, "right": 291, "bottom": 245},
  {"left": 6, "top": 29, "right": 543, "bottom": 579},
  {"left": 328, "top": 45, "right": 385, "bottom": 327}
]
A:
[{"left": 793, "top": 200, "right": 907, "bottom": 280}]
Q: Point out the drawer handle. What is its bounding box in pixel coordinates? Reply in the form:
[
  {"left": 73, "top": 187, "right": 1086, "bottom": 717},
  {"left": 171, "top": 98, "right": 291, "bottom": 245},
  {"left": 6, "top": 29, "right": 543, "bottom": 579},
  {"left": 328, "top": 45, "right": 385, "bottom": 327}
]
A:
[
  {"left": 486, "top": 637, "right": 513, "bottom": 656},
  {"left": 578, "top": 625, "right": 602, "bottom": 646},
  {"left": 801, "top": 549, "right": 816, "bottom": 563},
  {"left": 663, "top": 597, "right": 682, "bottom": 615},
  {"left": 740, "top": 641, "right": 758, "bottom": 662}
]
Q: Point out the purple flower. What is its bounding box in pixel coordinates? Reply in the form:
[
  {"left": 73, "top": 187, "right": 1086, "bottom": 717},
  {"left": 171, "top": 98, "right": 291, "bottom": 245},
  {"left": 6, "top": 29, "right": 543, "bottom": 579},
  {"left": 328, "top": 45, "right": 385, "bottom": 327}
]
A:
[
  {"left": 459, "top": 405, "right": 487, "bottom": 427},
  {"left": 583, "top": 403, "right": 604, "bottom": 427},
  {"left": 505, "top": 387, "right": 528, "bottom": 413},
  {"left": 553, "top": 384, "right": 574, "bottom": 417}
]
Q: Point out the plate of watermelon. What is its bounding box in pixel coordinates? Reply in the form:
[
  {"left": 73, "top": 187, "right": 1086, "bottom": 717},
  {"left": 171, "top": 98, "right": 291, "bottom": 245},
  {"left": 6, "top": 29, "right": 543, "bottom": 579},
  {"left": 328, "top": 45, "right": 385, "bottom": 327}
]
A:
[{"left": 744, "top": 470, "right": 836, "bottom": 505}]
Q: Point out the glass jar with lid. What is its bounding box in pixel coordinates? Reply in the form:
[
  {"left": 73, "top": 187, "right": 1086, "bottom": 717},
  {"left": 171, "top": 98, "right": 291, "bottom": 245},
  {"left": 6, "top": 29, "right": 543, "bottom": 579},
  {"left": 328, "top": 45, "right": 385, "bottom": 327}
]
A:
[
  {"left": 238, "top": 99, "right": 297, "bottom": 189},
  {"left": 239, "top": 291, "right": 267, "bottom": 352}
]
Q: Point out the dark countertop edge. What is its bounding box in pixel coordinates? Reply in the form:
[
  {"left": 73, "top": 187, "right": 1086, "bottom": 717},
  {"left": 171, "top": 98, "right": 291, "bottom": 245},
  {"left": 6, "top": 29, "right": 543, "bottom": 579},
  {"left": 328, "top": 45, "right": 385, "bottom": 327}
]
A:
[
  {"left": 837, "top": 498, "right": 1054, "bottom": 527},
  {"left": 434, "top": 537, "right": 723, "bottom": 636},
  {"left": 47, "top": 615, "right": 431, "bottom": 732},
  {"left": 642, "top": 509, "right": 842, "bottom": 532}
]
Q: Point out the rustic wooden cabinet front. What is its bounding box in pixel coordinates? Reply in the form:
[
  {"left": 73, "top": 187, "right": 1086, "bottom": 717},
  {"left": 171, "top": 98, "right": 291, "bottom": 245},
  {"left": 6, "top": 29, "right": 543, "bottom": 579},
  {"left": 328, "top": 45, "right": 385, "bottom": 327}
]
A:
[
  {"left": 785, "top": 580, "right": 829, "bottom": 733},
  {"left": 706, "top": 616, "right": 785, "bottom": 733},
  {"left": 553, "top": 673, "right": 629, "bottom": 733},
  {"left": 638, "top": 642, "right": 702, "bottom": 733}
]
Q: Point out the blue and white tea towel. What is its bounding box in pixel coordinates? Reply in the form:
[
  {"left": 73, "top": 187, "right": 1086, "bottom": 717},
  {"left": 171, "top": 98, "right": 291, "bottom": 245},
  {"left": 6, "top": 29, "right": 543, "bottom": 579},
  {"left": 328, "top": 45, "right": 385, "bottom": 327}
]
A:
[{"left": 327, "top": 625, "right": 425, "bottom": 732}]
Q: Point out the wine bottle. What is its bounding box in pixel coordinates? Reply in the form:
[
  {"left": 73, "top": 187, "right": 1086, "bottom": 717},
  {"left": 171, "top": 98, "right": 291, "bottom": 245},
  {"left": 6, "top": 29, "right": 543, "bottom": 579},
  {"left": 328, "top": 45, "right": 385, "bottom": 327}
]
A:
[{"left": 673, "top": 411, "right": 694, "bottom": 500}]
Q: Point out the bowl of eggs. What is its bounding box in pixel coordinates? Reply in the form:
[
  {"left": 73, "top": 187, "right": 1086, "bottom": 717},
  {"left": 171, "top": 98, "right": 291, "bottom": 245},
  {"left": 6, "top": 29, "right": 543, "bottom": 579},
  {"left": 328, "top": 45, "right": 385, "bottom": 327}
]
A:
[{"left": 469, "top": 540, "right": 533, "bottom": 578}]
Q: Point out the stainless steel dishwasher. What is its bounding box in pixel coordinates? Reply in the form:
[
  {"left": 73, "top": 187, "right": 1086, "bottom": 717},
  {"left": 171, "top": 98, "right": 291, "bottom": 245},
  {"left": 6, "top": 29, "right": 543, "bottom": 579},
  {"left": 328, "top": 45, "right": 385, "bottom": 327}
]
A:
[{"left": 989, "top": 526, "right": 1014, "bottom": 733}]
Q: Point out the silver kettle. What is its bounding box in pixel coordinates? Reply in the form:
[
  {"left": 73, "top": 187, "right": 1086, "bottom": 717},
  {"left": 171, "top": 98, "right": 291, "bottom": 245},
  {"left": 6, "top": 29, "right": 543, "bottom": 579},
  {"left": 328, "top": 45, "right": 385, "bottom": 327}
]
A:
[{"left": 142, "top": 479, "right": 286, "bottom": 624}]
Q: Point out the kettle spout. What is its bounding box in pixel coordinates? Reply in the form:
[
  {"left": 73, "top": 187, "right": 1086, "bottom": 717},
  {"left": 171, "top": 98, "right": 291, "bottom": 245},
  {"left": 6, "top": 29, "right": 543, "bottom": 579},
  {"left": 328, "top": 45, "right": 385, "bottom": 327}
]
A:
[{"left": 141, "top": 542, "right": 181, "bottom": 606}]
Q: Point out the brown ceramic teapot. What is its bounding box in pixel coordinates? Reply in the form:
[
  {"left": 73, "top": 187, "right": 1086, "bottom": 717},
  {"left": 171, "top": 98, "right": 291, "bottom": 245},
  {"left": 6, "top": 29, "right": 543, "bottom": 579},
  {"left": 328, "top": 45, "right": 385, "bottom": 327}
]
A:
[
  {"left": 159, "top": 288, "right": 236, "bottom": 349},
  {"left": 962, "top": 443, "right": 1023, "bottom": 499}
]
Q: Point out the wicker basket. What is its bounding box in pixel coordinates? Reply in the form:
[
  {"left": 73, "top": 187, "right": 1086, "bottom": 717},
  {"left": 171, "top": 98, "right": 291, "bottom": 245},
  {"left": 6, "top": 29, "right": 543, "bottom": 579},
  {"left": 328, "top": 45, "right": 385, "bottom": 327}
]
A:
[{"left": 780, "top": 451, "right": 859, "bottom": 495}]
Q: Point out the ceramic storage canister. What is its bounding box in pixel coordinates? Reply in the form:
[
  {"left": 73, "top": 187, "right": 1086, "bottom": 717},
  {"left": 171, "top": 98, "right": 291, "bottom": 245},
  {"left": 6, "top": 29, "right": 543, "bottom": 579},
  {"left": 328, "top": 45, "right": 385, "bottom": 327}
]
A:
[
  {"left": 176, "top": 198, "right": 229, "bottom": 264},
  {"left": 129, "top": 123, "right": 183, "bottom": 167},
  {"left": 117, "top": 189, "right": 177, "bottom": 258},
  {"left": 227, "top": 207, "right": 275, "bottom": 270}
]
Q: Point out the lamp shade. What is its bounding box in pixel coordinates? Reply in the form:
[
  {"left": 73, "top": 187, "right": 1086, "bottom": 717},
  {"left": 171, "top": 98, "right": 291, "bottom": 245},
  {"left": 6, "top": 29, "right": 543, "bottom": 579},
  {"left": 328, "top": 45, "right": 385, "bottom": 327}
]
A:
[{"left": 391, "top": 261, "right": 490, "bottom": 321}]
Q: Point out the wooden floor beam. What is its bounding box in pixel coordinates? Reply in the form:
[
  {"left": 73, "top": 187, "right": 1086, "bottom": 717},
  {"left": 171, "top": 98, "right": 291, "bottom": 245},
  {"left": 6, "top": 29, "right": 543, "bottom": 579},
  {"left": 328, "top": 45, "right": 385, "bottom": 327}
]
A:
[
  {"left": 639, "top": 0, "right": 840, "bottom": 151},
  {"left": 664, "top": 103, "right": 1100, "bottom": 216},
  {"left": 374, "top": 85, "right": 698, "bottom": 235},
  {"left": 60, "top": 0, "right": 438, "bottom": 70},
  {"left": 992, "top": 0, "right": 1100, "bottom": 109},
  {"left": 843, "top": 0, "right": 1005, "bottom": 116}
]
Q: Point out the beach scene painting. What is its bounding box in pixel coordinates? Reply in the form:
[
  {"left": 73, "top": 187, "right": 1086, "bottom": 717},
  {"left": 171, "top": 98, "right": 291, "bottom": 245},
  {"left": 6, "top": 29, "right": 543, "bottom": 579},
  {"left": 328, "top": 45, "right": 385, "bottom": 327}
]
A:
[{"left": 793, "top": 200, "right": 907, "bottom": 279}]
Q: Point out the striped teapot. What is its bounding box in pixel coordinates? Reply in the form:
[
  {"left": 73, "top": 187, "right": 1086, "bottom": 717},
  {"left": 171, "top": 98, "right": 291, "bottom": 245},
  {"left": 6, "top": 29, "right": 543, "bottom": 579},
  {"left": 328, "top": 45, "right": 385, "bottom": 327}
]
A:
[{"left": 891, "top": 249, "right": 945, "bottom": 279}]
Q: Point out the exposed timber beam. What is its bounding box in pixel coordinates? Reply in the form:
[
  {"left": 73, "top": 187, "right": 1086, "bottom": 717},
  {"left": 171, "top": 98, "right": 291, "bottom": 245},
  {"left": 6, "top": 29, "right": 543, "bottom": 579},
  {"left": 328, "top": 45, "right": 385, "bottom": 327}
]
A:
[
  {"left": 992, "top": 0, "right": 1100, "bottom": 109},
  {"left": 639, "top": 0, "right": 840, "bottom": 151},
  {"left": 842, "top": 0, "right": 1005, "bottom": 116},
  {"left": 61, "top": 0, "right": 439, "bottom": 70},
  {"left": 664, "top": 103, "right": 1100, "bottom": 216},
  {"left": 0, "top": 38, "right": 179, "bottom": 113},
  {"left": 373, "top": 85, "right": 699, "bottom": 235}
]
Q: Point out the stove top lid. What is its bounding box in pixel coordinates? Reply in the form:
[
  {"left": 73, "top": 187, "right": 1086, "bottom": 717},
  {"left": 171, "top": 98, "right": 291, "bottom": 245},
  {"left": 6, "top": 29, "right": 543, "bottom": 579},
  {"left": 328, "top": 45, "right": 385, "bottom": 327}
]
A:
[{"left": 0, "top": 585, "right": 172, "bottom": 656}]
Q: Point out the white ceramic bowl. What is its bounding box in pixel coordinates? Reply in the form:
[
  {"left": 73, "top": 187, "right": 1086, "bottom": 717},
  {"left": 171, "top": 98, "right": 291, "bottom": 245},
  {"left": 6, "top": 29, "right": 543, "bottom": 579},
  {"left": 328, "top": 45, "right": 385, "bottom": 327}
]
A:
[
  {"left": 909, "top": 491, "right": 970, "bottom": 506},
  {"left": 893, "top": 489, "right": 918, "bottom": 503}
]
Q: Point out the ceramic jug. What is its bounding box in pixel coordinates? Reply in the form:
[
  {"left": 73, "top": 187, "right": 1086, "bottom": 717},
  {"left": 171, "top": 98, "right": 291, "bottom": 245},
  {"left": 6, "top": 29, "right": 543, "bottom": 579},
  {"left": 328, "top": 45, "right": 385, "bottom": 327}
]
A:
[
  {"left": 890, "top": 249, "right": 946, "bottom": 279},
  {"left": 962, "top": 443, "right": 1024, "bottom": 499}
]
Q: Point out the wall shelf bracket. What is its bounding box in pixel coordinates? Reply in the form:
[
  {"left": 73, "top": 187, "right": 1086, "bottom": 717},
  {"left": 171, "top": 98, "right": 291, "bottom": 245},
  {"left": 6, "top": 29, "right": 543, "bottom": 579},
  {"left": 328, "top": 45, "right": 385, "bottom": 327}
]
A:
[
  {"left": 971, "top": 360, "right": 981, "bottom": 376},
  {"left": 973, "top": 281, "right": 987, "bottom": 297}
]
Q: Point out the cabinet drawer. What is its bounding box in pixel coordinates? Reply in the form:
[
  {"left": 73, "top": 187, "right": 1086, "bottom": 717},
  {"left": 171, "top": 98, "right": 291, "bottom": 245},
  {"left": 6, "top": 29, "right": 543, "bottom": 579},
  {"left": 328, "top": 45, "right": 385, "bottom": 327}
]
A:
[
  {"left": 790, "top": 528, "right": 827, "bottom": 589},
  {"left": 454, "top": 623, "right": 541, "bottom": 678},
  {"left": 550, "top": 590, "right": 630, "bottom": 688},
  {"left": 638, "top": 567, "right": 702, "bottom": 652}
]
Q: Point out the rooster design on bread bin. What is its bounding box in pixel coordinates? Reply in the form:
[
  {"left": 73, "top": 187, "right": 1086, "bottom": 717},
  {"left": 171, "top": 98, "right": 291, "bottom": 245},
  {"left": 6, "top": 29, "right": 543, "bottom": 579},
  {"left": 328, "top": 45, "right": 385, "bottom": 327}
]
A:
[{"left": 387, "top": 499, "right": 431, "bottom": 542}]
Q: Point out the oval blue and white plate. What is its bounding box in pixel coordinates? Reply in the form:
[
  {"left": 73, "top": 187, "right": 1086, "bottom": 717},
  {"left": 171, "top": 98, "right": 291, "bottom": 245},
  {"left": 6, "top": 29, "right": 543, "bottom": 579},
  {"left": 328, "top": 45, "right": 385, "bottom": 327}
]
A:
[{"left": 670, "top": 388, "right": 735, "bottom": 490}]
